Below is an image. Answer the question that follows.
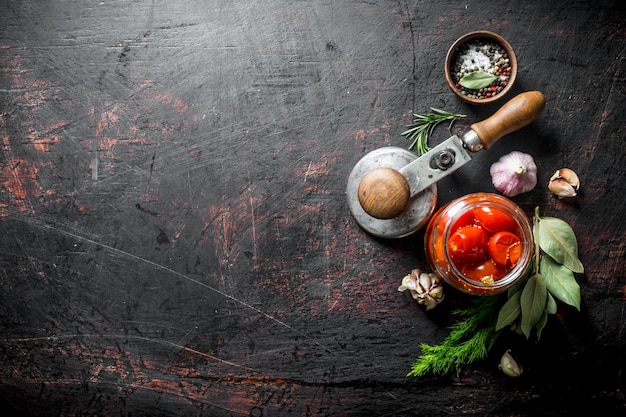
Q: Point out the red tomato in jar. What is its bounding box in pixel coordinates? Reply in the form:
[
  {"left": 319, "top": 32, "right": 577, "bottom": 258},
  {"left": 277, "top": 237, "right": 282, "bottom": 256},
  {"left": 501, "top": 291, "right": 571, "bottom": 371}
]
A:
[
  {"left": 461, "top": 258, "right": 507, "bottom": 281},
  {"left": 447, "top": 225, "right": 489, "bottom": 263},
  {"left": 488, "top": 231, "right": 522, "bottom": 267},
  {"left": 472, "top": 207, "right": 517, "bottom": 234},
  {"left": 450, "top": 210, "right": 476, "bottom": 232}
]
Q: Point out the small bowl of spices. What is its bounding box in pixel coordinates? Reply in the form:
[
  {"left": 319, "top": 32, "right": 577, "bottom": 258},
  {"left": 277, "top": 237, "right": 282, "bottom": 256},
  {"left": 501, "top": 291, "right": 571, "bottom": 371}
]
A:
[{"left": 445, "top": 31, "right": 517, "bottom": 105}]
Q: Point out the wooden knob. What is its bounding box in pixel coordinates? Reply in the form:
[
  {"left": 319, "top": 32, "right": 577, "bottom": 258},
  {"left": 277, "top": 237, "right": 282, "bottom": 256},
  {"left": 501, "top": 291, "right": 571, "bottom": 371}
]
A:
[{"left": 357, "top": 167, "right": 410, "bottom": 219}]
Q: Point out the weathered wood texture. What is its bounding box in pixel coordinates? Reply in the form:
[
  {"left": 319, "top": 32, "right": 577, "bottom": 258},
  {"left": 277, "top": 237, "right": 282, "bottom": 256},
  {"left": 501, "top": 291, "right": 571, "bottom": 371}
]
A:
[{"left": 1, "top": 1, "right": 624, "bottom": 416}]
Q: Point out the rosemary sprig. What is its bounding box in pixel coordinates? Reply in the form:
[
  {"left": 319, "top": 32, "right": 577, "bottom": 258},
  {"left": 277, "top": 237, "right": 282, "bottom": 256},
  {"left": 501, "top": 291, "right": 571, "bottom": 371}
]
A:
[
  {"left": 407, "top": 296, "right": 502, "bottom": 377},
  {"left": 401, "top": 108, "right": 466, "bottom": 156}
]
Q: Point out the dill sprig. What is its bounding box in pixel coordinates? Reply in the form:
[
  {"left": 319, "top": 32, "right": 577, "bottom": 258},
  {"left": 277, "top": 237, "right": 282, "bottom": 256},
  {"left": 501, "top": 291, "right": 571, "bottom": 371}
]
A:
[
  {"left": 407, "top": 296, "right": 502, "bottom": 377},
  {"left": 401, "top": 108, "right": 466, "bottom": 156}
]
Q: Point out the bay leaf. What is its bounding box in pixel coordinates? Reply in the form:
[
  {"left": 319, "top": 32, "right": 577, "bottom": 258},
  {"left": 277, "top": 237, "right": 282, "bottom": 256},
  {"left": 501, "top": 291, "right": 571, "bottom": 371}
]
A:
[
  {"left": 520, "top": 273, "right": 548, "bottom": 339},
  {"left": 534, "top": 217, "right": 584, "bottom": 273},
  {"left": 540, "top": 255, "right": 582, "bottom": 311},
  {"left": 535, "top": 311, "right": 549, "bottom": 340},
  {"left": 459, "top": 71, "right": 497, "bottom": 89},
  {"left": 496, "top": 290, "right": 521, "bottom": 331},
  {"left": 545, "top": 292, "right": 558, "bottom": 315}
]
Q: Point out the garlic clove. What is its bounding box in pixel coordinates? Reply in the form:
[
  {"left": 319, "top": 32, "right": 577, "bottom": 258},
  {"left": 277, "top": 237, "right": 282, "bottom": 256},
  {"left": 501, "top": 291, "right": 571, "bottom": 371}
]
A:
[
  {"left": 499, "top": 349, "right": 523, "bottom": 377},
  {"left": 398, "top": 275, "right": 416, "bottom": 292},
  {"left": 429, "top": 285, "right": 444, "bottom": 299},
  {"left": 423, "top": 296, "right": 438, "bottom": 311},
  {"left": 549, "top": 168, "right": 580, "bottom": 198},
  {"left": 554, "top": 168, "right": 580, "bottom": 188},
  {"left": 418, "top": 272, "right": 433, "bottom": 292},
  {"left": 548, "top": 178, "right": 578, "bottom": 198},
  {"left": 490, "top": 151, "right": 538, "bottom": 197}
]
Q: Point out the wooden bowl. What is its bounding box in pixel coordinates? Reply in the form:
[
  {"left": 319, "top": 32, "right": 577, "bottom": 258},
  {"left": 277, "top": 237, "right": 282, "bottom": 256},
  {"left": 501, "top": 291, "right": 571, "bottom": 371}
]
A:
[{"left": 445, "top": 31, "right": 517, "bottom": 105}]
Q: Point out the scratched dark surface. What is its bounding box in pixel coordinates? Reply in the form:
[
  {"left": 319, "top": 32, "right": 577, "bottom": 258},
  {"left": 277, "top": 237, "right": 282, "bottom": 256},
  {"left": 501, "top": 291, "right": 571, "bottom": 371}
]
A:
[{"left": 0, "top": 0, "right": 624, "bottom": 416}]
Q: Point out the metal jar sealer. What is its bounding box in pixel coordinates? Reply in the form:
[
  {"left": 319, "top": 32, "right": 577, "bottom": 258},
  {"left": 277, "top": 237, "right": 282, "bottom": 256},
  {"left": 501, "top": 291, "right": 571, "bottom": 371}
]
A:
[{"left": 346, "top": 91, "right": 546, "bottom": 239}]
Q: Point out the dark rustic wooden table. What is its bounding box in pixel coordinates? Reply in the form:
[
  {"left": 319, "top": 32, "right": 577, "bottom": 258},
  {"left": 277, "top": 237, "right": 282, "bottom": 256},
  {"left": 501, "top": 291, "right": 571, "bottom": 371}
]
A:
[{"left": 1, "top": 1, "right": 624, "bottom": 416}]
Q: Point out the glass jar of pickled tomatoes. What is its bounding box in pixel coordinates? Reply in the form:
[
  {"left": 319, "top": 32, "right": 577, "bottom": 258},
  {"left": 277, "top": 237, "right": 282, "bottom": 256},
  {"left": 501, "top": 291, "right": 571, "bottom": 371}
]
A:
[{"left": 425, "top": 193, "right": 533, "bottom": 295}]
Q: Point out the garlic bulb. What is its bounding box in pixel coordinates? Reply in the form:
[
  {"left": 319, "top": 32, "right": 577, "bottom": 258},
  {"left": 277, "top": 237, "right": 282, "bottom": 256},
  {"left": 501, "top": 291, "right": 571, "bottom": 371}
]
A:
[
  {"left": 490, "top": 151, "right": 538, "bottom": 197},
  {"left": 548, "top": 168, "right": 580, "bottom": 198},
  {"left": 398, "top": 269, "right": 444, "bottom": 310},
  {"left": 499, "top": 349, "right": 523, "bottom": 377}
]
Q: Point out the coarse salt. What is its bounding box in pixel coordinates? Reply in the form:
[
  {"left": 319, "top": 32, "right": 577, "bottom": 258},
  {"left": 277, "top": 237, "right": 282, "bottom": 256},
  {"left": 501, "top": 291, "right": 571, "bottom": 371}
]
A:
[{"left": 459, "top": 47, "right": 494, "bottom": 73}]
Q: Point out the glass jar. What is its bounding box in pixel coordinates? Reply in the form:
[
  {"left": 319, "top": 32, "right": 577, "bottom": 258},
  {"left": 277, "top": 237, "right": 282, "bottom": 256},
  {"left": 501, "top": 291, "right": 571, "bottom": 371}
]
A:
[{"left": 425, "top": 193, "right": 533, "bottom": 295}]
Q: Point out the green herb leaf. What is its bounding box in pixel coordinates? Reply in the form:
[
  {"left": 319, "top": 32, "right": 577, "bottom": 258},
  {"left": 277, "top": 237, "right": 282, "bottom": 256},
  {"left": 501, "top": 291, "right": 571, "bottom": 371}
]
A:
[
  {"left": 520, "top": 273, "right": 548, "bottom": 339},
  {"left": 459, "top": 71, "right": 497, "bottom": 89},
  {"left": 496, "top": 290, "right": 521, "bottom": 331},
  {"left": 540, "top": 254, "right": 582, "bottom": 310},
  {"left": 407, "top": 297, "right": 500, "bottom": 377},
  {"left": 537, "top": 293, "right": 558, "bottom": 340},
  {"left": 535, "top": 311, "right": 549, "bottom": 340},
  {"left": 545, "top": 292, "right": 558, "bottom": 315},
  {"left": 535, "top": 217, "right": 584, "bottom": 273},
  {"left": 401, "top": 108, "right": 465, "bottom": 156}
]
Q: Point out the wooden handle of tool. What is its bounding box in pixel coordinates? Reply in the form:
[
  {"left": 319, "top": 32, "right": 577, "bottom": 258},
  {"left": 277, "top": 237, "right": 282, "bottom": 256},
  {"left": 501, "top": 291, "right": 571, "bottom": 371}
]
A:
[{"left": 471, "top": 91, "right": 546, "bottom": 149}]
